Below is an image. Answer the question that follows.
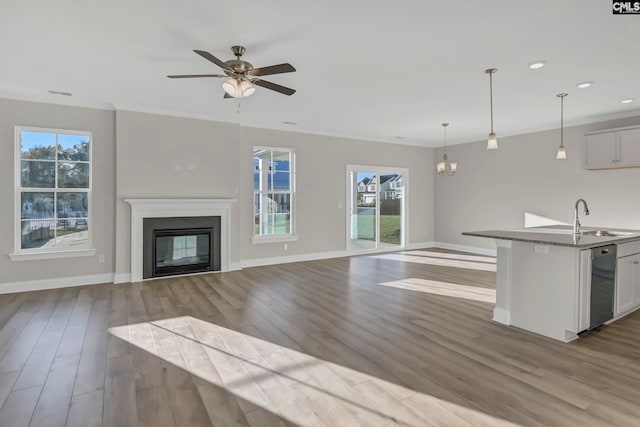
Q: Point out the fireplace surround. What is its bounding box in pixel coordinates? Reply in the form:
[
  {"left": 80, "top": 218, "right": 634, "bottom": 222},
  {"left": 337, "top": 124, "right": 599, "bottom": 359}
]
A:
[{"left": 126, "top": 198, "right": 236, "bottom": 282}]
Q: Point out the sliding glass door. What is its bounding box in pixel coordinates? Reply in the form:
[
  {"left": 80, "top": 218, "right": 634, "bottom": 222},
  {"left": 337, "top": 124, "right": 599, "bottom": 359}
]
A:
[{"left": 347, "top": 166, "right": 406, "bottom": 253}]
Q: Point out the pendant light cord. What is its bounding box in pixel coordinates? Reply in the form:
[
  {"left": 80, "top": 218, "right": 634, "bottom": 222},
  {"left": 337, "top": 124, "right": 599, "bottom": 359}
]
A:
[
  {"left": 444, "top": 124, "right": 448, "bottom": 152},
  {"left": 560, "top": 95, "right": 564, "bottom": 147},
  {"left": 489, "top": 72, "right": 494, "bottom": 132},
  {"left": 557, "top": 93, "right": 568, "bottom": 148}
]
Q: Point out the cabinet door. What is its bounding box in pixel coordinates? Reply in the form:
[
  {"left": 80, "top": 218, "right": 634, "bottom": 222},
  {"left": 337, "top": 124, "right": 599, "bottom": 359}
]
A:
[
  {"left": 584, "top": 132, "right": 617, "bottom": 169},
  {"left": 618, "top": 128, "right": 640, "bottom": 168},
  {"left": 616, "top": 254, "right": 640, "bottom": 316},
  {"left": 616, "top": 256, "right": 634, "bottom": 315},
  {"left": 632, "top": 255, "right": 640, "bottom": 308}
]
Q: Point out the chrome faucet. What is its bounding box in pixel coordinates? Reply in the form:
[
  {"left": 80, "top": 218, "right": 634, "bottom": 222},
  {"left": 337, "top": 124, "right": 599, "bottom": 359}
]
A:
[{"left": 573, "top": 199, "right": 590, "bottom": 234}]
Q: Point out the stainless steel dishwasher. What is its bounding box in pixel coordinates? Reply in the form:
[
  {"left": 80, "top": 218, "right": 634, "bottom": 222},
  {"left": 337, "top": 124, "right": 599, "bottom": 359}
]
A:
[{"left": 590, "top": 244, "right": 617, "bottom": 329}]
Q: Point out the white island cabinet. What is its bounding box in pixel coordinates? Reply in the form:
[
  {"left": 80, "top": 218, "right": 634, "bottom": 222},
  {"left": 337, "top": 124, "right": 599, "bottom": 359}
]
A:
[
  {"left": 464, "top": 227, "right": 640, "bottom": 342},
  {"left": 494, "top": 241, "right": 588, "bottom": 342}
]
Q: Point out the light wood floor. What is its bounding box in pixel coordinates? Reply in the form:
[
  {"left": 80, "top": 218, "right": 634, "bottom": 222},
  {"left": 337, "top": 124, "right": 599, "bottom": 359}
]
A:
[{"left": 1, "top": 249, "right": 640, "bottom": 427}]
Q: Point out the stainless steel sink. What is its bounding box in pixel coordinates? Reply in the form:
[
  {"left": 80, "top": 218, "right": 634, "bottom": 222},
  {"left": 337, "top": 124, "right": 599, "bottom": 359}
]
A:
[{"left": 581, "top": 230, "right": 637, "bottom": 237}]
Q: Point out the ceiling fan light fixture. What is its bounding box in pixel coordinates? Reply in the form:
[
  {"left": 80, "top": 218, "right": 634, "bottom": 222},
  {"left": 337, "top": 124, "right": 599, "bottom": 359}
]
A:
[
  {"left": 240, "top": 80, "right": 256, "bottom": 97},
  {"left": 222, "top": 79, "right": 255, "bottom": 98},
  {"left": 222, "top": 79, "right": 239, "bottom": 97}
]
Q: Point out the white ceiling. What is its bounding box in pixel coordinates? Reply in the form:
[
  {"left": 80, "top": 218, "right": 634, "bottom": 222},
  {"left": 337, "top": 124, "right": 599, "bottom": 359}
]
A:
[{"left": 1, "top": 0, "right": 639, "bottom": 147}]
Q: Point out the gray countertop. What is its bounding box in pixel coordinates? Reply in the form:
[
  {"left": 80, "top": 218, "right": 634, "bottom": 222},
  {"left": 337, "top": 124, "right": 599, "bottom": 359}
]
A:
[{"left": 463, "top": 226, "right": 640, "bottom": 248}]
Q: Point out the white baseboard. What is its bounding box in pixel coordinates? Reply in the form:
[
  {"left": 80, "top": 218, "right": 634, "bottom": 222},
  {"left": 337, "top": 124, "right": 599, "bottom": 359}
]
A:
[
  {"left": 0, "top": 273, "right": 115, "bottom": 294},
  {"left": 3, "top": 242, "right": 491, "bottom": 292},
  {"left": 433, "top": 241, "right": 497, "bottom": 257},
  {"left": 113, "top": 273, "right": 131, "bottom": 284},
  {"left": 493, "top": 307, "right": 511, "bottom": 325},
  {"left": 241, "top": 250, "right": 348, "bottom": 269},
  {"left": 405, "top": 241, "right": 436, "bottom": 250},
  {"left": 229, "top": 262, "right": 243, "bottom": 271}
]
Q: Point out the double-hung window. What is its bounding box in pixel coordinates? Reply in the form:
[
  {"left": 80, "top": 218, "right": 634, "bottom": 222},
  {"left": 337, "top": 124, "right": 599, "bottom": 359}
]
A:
[
  {"left": 252, "top": 147, "right": 296, "bottom": 243},
  {"left": 12, "top": 126, "right": 94, "bottom": 260}
]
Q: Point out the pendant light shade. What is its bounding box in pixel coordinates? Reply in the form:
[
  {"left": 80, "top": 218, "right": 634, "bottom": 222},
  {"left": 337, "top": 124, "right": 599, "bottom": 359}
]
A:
[
  {"left": 485, "top": 68, "right": 498, "bottom": 150},
  {"left": 556, "top": 93, "right": 568, "bottom": 160},
  {"left": 436, "top": 123, "right": 457, "bottom": 177}
]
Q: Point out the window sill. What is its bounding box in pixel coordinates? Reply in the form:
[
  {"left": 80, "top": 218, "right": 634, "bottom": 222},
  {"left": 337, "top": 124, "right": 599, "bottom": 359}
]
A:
[
  {"left": 251, "top": 235, "right": 298, "bottom": 245},
  {"left": 9, "top": 248, "right": 96, "bottom": 262}
]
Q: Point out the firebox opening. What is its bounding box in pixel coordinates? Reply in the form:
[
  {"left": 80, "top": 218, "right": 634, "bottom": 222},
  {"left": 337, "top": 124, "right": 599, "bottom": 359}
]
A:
[{"left": 143, "top": 216, "right": 221, "bottom": 279}]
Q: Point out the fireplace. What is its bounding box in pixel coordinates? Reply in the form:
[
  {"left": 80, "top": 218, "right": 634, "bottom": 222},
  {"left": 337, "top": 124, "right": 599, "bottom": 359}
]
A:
[
  {"left": 143, "top": 216, "right": 220, "bottom": 279},
  {"left": 125, "top": 198, "right": 236, "bottom": 283},
  {"left": 154, "top": 229, "right": 211, "bottom": 276}
]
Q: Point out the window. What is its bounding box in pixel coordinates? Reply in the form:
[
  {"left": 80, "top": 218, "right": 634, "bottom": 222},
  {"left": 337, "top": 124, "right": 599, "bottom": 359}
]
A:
[
  {"left": 12, "top": 126, "right": 94, "bottom": 260},
  {"left": 252, "top": 147, "right": 296, "bottom": 243}
]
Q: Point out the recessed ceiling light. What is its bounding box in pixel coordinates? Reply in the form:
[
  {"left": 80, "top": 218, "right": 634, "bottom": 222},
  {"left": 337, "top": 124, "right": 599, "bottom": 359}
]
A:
[
  {"left": 528, "top": 61, "right": 546, "bottom": 70},
  {"left": 621, "top": 98, "right": 636, "bottom": 104},
  {"left": 576, "top": 81, "right": 593, "bottom": 89}
]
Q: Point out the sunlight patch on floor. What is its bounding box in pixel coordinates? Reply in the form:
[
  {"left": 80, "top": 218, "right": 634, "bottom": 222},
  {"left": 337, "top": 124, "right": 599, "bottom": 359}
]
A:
[
  {"left": 109, "top": 316, "right": 519, "bottom": 427},
  {"left": 372, "top": 253, "right": 497, "bottom": 272},
  {"left": 378, "top": 278, "right": 496, "bottom": 303}
]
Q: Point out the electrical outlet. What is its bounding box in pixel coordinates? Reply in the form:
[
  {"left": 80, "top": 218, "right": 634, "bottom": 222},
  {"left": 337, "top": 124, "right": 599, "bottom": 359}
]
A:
[
  {"left": 284, "top": 243, "right": 288, "bottom": 250},
  {"left": 98, "top": 254, "right": 105, "bottom": 263},
  {"left": 534, "top": 245, "right": 549, "bottom": 255}
]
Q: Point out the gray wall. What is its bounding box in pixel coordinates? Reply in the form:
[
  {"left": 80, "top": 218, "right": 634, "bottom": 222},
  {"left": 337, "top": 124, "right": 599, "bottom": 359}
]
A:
[
  {"left": 114, "top": 111, "right": 242, "bottom": 275},
  {"left": 434, "top": 116, "right": 640, "bottom": 250},
  {"left": 4, "top": 97, "right": 639, "bottom": 285},
  {"left": 115, "top": 110, "right": 435, "bottom": 274},
  {"left": 239, "top": 126, "right": 434, "bottom": 261},
  {"left": 0, "top": 98, "right": 116, "bottom": 282}
]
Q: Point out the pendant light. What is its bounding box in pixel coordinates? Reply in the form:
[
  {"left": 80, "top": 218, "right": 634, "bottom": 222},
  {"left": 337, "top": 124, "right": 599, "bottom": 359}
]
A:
[
  {"left": 556, "top": 93, "right": 568, "bottom": 160},
  {"left": 485, "top": 68, "right": 498, "bottom": 150},
  {"left": 437, "top": 123, "right": 457, "bottom": 176}
]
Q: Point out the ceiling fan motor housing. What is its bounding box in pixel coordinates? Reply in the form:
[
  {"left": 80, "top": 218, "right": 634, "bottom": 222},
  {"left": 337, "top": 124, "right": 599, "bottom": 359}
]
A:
[{"left": 223, "top": 59, "right": 254, "bottom": 77}]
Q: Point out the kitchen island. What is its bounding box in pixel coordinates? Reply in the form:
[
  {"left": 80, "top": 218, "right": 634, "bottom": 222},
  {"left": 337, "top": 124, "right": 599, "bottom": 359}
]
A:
[{"left": 463, "top": 226, "right": 640, "bottom": 342}]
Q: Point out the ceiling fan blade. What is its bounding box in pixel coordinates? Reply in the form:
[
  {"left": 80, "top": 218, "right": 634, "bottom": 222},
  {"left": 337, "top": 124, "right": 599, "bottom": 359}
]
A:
[
  {"left": 249, "top": 63, "right": 296, "bottom": 77},
  {"left": 252, "top": 79, "right": 296, "bottom": 96},
  {"left": 193, "top": 49, "right": 234, "bottom": 72},
  {"left": 167, "top": 74, "right": 227, "bottom": 79}
]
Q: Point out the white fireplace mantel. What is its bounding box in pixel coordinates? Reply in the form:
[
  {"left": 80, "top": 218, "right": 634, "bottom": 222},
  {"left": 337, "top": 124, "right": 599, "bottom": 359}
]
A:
[{"left": 125, "top": 198, "right": 237, "bottom": 282}]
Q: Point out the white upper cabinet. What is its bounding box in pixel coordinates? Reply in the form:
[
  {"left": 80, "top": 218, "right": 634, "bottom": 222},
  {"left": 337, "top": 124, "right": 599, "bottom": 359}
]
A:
[
  {"left": 618, "top": 127, "right": 640, "bottom": 167},
  {"left": 584, "top": 126, "right": 640, "bottom": 170}
]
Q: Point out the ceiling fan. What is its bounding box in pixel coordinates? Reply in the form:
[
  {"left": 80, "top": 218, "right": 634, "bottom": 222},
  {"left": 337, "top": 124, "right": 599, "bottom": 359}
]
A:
[{"left": 167, "top": 45, "right": 296, "bottom": 98}]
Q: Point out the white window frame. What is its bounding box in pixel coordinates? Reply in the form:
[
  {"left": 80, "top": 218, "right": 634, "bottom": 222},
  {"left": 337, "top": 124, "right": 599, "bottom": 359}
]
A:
[
  {"left": 10, "top": 126, "right": 95, "bottom": 261},
  {"left": 252, "top": 146, "right": 297, "bottom": 244}
]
